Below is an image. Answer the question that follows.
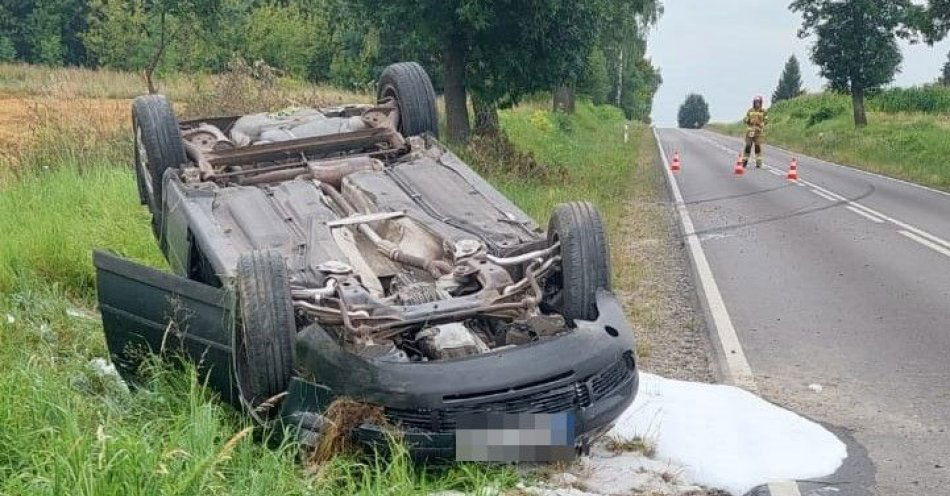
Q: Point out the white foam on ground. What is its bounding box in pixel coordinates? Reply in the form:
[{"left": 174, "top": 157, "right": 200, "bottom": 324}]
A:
[{"left": 609, "top": 373, "right": 847, "bottom": 495}]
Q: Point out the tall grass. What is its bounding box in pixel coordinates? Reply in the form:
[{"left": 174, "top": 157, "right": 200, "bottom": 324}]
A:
[
  {"left": 0, "top": 280, "right": 517, "bottom": 495},
  {"left": 868, "top": 85, "right": 950, "bottom": 114},
  {"left": 0, "top": 62, "right": 367, "bottom": 109},
  {"left": 466, "top": 102, "right": 636, "bottom": 230}
]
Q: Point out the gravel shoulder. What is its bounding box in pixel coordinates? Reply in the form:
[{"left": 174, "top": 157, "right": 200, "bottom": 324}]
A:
[{"left": 614, "top": 129, "right": 715, "bottom": 383}]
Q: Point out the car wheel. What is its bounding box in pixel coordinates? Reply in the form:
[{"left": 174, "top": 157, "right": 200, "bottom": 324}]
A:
[
  {"left": 547, "top": 202, "right": 611, "bottom": 322},
  {"left": 377, "top": 62, "right": 439, "bottom": 138},
  {"left": 232, "top": 250, "right": 295, "bottom": 418},
  {"left": 131, "top": 94, "right": 187, "bottom": 241}
]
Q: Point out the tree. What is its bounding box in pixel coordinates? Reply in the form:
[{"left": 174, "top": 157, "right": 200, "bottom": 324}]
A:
[
  {"left": 772, "top": 55, "right": 805, "bottom": 102},
  {"left": 243, "top": 3, "right": 326, "bottom": 80},
  {"left": 940, "top": 52, "right": 950, "bottom": 85},
  {"left": 911, "top": 0, "right": 950, "bottom": 41},
  {"left": 577, "top": 48, "right": 611, "bottom": 104},
  {"left": 86, "top": 0, "right": 219, "bottom": 93},
  {"left": 677, "top": 94, "right": 709, "bottom": 129},
  {"left": 791, "top": 0, "right": 912, "bottom": 127},
  {"left": 0, "top": 0, "right": 90, "bottom": 66}
]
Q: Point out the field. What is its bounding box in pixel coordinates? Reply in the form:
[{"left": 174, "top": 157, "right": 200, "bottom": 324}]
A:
[
  {"left": 0, "top": 64, "right": 683, "bottom": 494},
  {"left": 709, "top": 88, "right": 950, "bottom": 191}
]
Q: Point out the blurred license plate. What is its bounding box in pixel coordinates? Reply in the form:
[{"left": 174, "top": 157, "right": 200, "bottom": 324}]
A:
[{"left": 455, "top": 412, "right": 577, "bottom": 462}]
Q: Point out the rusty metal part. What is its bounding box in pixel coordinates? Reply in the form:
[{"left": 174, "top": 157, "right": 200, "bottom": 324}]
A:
[
  {"left": 181, "top": 123, "right": 234, "bottom": 152},
  {"left": 237, "top": 157, "right": 383, "bottom": 187},
  {"left": 201, "top": 127, "right": 405, "bottom": 169},
  {"left": 486, "top": 243, "right": 559, "bottom": 266},
  {"left": 292, "top": 279, "right": 338, "bottom": 302},
  {"left": 318, "top": 182, "right": 451, "bottom": 278},
  {"left": 361, "top": 106, "right": 399, "bottom": 131},
  {"left": 182, "top": 142, "right": 215, "bottom": 178},
  {"left": 368, "top": 301, "right": 532, "bottom": 340}
]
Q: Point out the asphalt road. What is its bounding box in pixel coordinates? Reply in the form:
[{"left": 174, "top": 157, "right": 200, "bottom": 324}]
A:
[{"left": 654, "top": 128, "right": 950, "bottom": 496}]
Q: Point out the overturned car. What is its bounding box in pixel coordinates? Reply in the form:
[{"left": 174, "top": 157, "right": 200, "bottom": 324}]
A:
[{"left": 96, "top": 62, "right": 638, "bottom": 460}]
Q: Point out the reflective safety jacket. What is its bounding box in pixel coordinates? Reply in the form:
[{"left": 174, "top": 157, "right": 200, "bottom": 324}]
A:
[{"left": 745, "top": 107, "right": 768, "bottom": 136}]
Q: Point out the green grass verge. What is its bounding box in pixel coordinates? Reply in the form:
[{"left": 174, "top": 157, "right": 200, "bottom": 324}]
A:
[
  {"left": 464, "top": 101, "right": 638, "bottom": 242},
  {"left": 0, "top": 99, "right": 649, "bottom": 494},
  {"left": 709, "top": 91, "right": 950, "bottom": 191}
]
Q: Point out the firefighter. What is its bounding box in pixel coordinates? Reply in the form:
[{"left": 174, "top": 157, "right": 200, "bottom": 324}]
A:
[{"left": 743, "top": 96, "right": 768, "bottom": 168}]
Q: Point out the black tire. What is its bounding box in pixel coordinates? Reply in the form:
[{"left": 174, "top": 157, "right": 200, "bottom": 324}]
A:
[
  {"left": 547, "top": 202, "right": 611, "bottom": 321},
  {"left": 377, "top": 62, "right": 439, "bottom": 138},
  {"left": 132, "top": 94, "right": 187, "bottom": 240},
  {"left": 232, "top": 250, "right": 295, "bottom": 415}
]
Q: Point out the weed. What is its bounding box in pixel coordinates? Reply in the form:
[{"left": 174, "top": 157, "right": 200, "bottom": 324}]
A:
[{"left": 604, "top": 435, "right": 656, "bottom": 457}]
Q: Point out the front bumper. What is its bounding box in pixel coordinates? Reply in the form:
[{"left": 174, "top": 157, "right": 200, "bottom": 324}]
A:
[{"left": 281, "top": 290, "right": 639, "bottom": 459}]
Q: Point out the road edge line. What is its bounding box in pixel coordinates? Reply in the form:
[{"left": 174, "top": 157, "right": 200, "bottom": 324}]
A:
[{"left": 652, "top": 128, "right": 757, "bottom": 392}]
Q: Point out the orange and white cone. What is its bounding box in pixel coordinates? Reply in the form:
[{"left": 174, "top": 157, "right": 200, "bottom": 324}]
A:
[
  {"left": 734, "top": 154, "right": 745, "bottom": 176},
  {"left": 787, "top": 158, "right": 800, "bottom": 181},
  {"left": 671, "top": 151, "right": 682, "bottom": 172}
]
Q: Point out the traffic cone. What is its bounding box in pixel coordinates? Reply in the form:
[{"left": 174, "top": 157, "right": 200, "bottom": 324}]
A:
[
  {"left": 734, "top": 154, "right": 745, "bottom": 176},
  {"left": 671, "top": 151, "right": 682, "bottom": 172},
  {"left": 787, "top": 159, "right": 799, "bottom": 181}
]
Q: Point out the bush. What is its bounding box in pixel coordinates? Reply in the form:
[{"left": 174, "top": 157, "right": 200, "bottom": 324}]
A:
[
  {"left": 0, "top": 36, "right": 17, "bottom": 62},
  {"left": 807, "top": 104, "right": 847, "bottom": 126},
  {"left": 768, "top": 93, "right": 849, "bottom": 126}
]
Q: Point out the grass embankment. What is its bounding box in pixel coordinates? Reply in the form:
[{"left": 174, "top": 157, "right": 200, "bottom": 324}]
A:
[
  {"left": 0, "top": 72, "right": 663, "bottom": 493},
  {"left": 709, "top": 87, "right": 950, "bottom": 191}
]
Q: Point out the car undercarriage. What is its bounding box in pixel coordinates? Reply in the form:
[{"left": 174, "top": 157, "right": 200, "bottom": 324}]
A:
[{"left": 95, "top": 62, "right": 639, "bottom": 460}]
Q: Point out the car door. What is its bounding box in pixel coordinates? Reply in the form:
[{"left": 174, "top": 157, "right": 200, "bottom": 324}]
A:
[{"left": 93, "top": 250, "right": 239, "bottom": 405}]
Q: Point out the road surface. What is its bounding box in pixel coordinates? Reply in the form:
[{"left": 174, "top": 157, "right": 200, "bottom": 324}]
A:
[{"left": 654, "top": 128, "right": 950, "bottom": 496}]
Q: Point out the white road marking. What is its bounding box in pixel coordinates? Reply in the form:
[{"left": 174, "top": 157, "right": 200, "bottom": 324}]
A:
[
  {"left": 653, "top": 128, "right": 757, "bottom": 391},
  {"left": 810, "top": 189, "right": 839, "bottom": 202},
  {"left": 899, "top": 230, "right": 950, "bottom": 259},
  {"left": 846, "top": 206, "right": 886, "bottom": 223},
  {"left": 703, "top": 129, "right": 950, "bottom": 200},
  {"left": 768, "top": 480, "right": 803, "bottom": 496},
  {"left": 683, "top": 130, "right": 950, "bottom": 252}
]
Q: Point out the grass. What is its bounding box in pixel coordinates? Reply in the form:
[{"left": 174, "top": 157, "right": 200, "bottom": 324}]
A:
[
  {"left": 709, "top": 90, "right": 950, "bottom": 191},
  {"left": 604, "top": 436, "right": 656, "bottom": 457},
  {"left": 0, "top": 69, "right": 669, "bottom": 493},
  {"left": 0, "top": 62, "right": 367, "bottom": 109}
]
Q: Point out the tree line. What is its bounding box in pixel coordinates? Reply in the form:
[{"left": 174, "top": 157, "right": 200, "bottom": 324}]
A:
[{"left": 0, "top": 0, "right": 663, "bottom": 142}]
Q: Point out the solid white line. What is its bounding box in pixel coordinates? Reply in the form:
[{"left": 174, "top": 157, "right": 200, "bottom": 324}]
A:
[
  {"left": 768, "top": 480, "right": 803, "bottom": 496},
  {"left": 810, "top": 189, "right": 839, "bottom": 202},
  {"left": 846, "top": 206, "right": 886, "bottom": 223},
  {"left": 899, "top": 230, "right": 950, "bottom": 258},
  {"left": 653, "top": 128, "right": 757, "bottom": 391}
]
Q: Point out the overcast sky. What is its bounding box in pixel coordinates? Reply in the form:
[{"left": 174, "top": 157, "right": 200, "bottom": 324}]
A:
[{"left": 646, "top": 0, "right": 950, "bottom": 126}]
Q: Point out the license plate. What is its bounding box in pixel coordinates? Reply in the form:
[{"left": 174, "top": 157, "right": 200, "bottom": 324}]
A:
[{"left": 454, "top": 412, "right": 577, "bottom": 462}]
